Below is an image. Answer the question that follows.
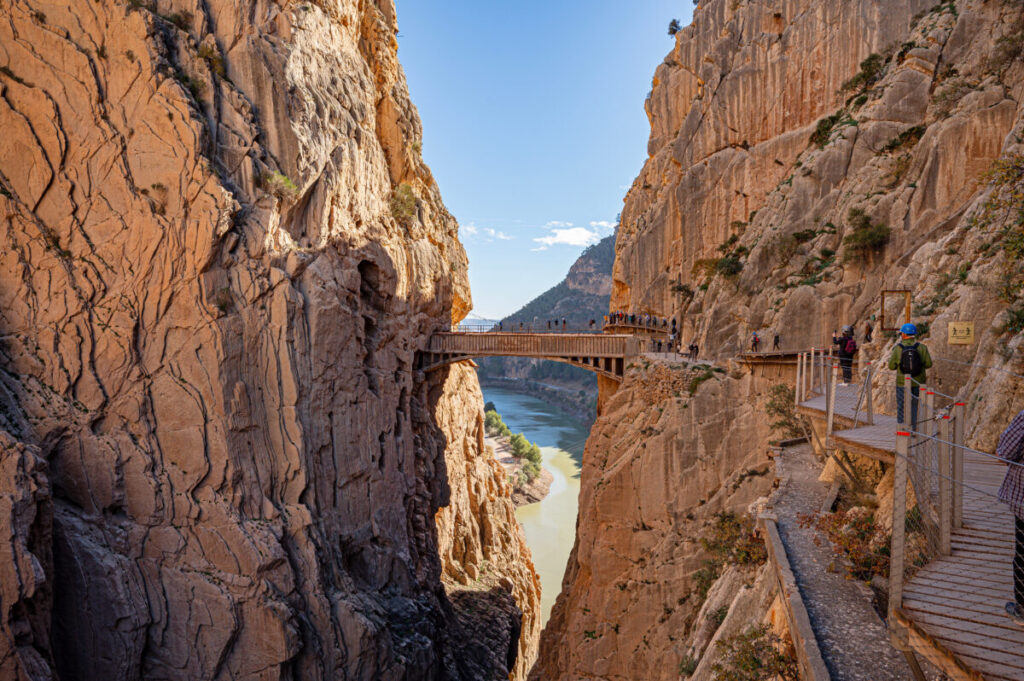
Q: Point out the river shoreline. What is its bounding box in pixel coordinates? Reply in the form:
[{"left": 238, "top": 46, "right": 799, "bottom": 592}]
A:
[{"left": 486, "top": 434, "right": 554, "bottom": 506}]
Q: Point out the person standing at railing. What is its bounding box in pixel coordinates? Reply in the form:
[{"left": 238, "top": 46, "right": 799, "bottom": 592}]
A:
[
  {"left": 887, "top": 323, "right": 932, "bottom": 428},
  {"left": 835, "top": 325, "right": 857, "bottom": 385},
  {"left": 997, "top": 409, "right": 1024, "bottom": 626}
]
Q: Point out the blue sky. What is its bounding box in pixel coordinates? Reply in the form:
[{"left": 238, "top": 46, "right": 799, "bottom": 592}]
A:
[{"left": 396, "top": 1, "right": 693, "bottom": 319}]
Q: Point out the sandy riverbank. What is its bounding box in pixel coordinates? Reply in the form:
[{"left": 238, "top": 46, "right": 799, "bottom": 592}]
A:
[{"left": 487, "top": 434, "right": 553, "bottom": 506}]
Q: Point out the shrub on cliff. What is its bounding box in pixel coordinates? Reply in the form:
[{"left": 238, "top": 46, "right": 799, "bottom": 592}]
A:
[
  {"left": 668, "top": 18, "right": 681, "bottom": 36},
  {"left": 390, "top": 182, "right": 417, "bottom": 226},
  {"left": 840, "top": 53, "right": 886, "bottom": 93},
  {"left": 710, "top": 625, "right": 799, "bottom": 681},
  {"left": 841, "top": 208, "right": 890, "bottom": 262},
  {"left": 261, "top": 171, "right": 299, "bottom": 202},
  {"left": 701, "top": 512, "right": 767, "bottom": 567}
]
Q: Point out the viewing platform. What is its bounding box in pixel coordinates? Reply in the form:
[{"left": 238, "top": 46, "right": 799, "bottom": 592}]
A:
[{"left": 794, "top": 352, "right": 1024, "bottom": 681}]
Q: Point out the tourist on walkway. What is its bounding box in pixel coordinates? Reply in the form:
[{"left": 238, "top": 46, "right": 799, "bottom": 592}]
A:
[
  {"left": 751, "top": 331, "right": 760, "bottom": 352},
  {"left": 773, "top": 333, "right": 781, "bottom": 351},
  {"left": 836, "top": 325, "right": 857, "bottom": 385},
  {"left": 864, "top": 321, "right": 874, "bottom": 343},
  {"left": 997, "top": 408, "right": 1024, "bottom": 626},
  {"left": 689, "top": 342, "right": 699, "bottom": 361},
  {"left": 561, "top": 318, "right": 567, "bottom": 331},
  {"left": 887, "top": 323, "right": 932, "bottom": 428}
]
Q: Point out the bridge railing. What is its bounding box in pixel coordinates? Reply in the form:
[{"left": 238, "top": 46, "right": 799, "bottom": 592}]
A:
[
  {"left": 451, "top": 324, "right": 603, "bottom": 334},
  {"left": 428, "top": 332, "right": 639, "bottom": 358}
]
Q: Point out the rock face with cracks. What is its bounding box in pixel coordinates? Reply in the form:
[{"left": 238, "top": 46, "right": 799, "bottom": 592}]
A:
[
  {"left": 0, "top": 1, "right": 538, "bottom": 679},
  {"left": 532, "top": 361, "right": 776, "bottom": 680},
  {"left": 539, "top": 0, "right": 1024, "bottom": 678}
]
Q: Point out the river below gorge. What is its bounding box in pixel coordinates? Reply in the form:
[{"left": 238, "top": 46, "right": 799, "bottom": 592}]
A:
[{"left": 480, "top": 385, "right": 591, "bottom": 624}]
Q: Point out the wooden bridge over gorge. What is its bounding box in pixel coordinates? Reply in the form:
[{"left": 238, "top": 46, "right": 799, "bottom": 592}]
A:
[{"left": 419, "top": 331, "right": 641, "bottom": 381}]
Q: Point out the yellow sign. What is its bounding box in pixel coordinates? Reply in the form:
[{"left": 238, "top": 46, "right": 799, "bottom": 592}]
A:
[{"left": 948, "top": 321, "right": 974, "bottom": 345}]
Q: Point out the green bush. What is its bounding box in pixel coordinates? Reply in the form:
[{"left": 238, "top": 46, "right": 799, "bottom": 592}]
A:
[
  {"left": 679, "top": 655, "right": 699, "bottom": 676},
  {"left": 524, "top": 443, "right": 542, "bottom": 465},
  {"left": 841, "top": 53, "right": 885, "bottom": 93},
  {"left": 509, "top": 433, "right": 531, "bottom": 458},
  {"left": 842, "top": 208, "right": 890, "bottom": 262},
  {"left": 810, "top": 111, "right": 844, "bottom": 148},
  {"left": 390, "top": 182, "right": 417, "bottom": 225},
  {"left": 522, "top": 459, "right": 541, "bottom": 481},
  {"left": 484, "top": 409, "right": 512, "bottom": 437},
  {"left": 715, "top": 256, "right": 743, "bottom": 277},
  {"left": 710, "top": 625, "right": 799, "bottom": 681}
]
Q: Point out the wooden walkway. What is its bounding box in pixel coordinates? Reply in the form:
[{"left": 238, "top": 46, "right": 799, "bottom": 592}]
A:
[{"left": 800, "top": 387, "right": 1024, "bottom": 680}]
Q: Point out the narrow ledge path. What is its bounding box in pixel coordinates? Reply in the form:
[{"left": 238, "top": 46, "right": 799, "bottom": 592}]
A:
[{"left": 772, "top": 444, "right": 946, "bottom": 681}]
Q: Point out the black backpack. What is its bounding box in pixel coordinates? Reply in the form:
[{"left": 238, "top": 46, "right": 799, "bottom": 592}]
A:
[{"left": 899, "top": 342, "right": 922, "bottom": 376}]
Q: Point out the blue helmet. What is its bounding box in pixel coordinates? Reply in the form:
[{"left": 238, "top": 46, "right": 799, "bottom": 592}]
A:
[{"left": 900, "top": 323, "right": 918, "bottom": 336}]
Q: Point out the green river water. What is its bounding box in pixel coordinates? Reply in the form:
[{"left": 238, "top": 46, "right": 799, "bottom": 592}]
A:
[{"left": 480, "top": 386, "right": 591, "bottom": 624}]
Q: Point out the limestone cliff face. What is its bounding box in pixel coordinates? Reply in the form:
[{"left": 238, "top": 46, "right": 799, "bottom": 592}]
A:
[
  {"left": 615, "top": 0, "right": 1024, "bottom": 383},
  {"left": 0, "top": 1, "right": 537, "bottom": 679},
  {"left": 539, "top": 0, "right": 1024, "bottom": 678},
  {"left": 532, "top": 362, "right": 776, "bottom": 680}
]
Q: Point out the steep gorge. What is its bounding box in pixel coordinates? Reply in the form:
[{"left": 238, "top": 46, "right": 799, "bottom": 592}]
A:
[
  {"left": 538, "top": 0, "right": 1024, "bottom": 677},
  {"left": 0, "top": 1, "right": 538, "bottom": 680}
]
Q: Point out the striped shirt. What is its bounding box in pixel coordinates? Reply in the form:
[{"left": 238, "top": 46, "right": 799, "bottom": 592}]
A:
[{"left": 997, "top": 409, "right": 1024, "bottom": 520}]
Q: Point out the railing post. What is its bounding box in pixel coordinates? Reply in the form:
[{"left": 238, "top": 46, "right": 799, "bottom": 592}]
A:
[
  {"left": 952, "top": 402, "right": 966, "bottom": 529},
  {"left": 826, "top": 362, "right": 839, "bottom": 454},
  {"left": 890, "top": 430, "right": 911, "bottom": 649},
  {"left": 865, "top": 366, "right": 874, "bottom": 425},
  {"left": 901, "top": 375, "right": 912, "bottom": 428},
  {"left": 809, "top": 348, "right": 816, "bottom": 395},
  {"left": 938, "top": 414, "right": 952, "bottom": 556},
  {"left": 922, "top": 389, "right": 934, "bottom": 509},
  {"left": 795, "top": 353, "right": 804, "bottom": 405}
]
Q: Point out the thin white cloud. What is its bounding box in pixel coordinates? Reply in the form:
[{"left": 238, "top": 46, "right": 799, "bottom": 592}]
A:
[
  {"left": 461, "top": 223, "right": 479, "bottom": 236},
  {"left": 533, "top": 226, "right": 601, "bottom": 249},
  {"left": 589, "top": 220, "right": 615, "bottom": 231},
  {"left": 545, "top": 220, "right": 573, "bottom": 228},
  {"left": 483, "top": 227, "right": 513, "bottom": 241}
]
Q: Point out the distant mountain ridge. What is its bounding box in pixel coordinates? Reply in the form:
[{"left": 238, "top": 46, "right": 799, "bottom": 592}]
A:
[
  {"left": 498, "top": 233, "right": 614, "bottom": 328},
  {"left": 477, "top": 233, "right": 615, "bottom": 413}
]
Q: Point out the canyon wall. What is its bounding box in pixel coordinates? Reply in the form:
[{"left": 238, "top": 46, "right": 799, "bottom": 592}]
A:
[
  {"left": 532, "top": 361, "right": 778, "bottom": 680},
  {"left": 0, "top": 1, "right": 537, "bottom": 679},
  {"left": 539, "top": 0, "right": 1024, "bottom": 677},
  {"left": 615, "top": 0, "right": 1024, "bottom": 391}
]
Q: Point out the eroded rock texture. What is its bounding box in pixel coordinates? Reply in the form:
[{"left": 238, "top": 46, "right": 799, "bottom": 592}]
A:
[
  {"left": 539, "top": 0, "right": 1024, "bottom": 677},
  {"left": 0, "top": 1, "right": 537, "bottom": 679},
  {"left": 615, "top": 0, "right": 1024, "bottom": 382},
  {"left": 532, "top": 362, "right": 776, "bottom": 680}
]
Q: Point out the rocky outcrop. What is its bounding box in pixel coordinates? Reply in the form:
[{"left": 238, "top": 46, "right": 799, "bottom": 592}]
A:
[
  {"left": 0, "top": 1, "right": 536, "bottom": 679},
  {"left": 532, "top": 361, "right": 776, "bottom": 679}
]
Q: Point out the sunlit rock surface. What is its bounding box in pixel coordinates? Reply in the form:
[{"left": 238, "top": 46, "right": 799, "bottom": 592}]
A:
[{"left": 0, "top": 1, "right": 538, "bottom": 678}]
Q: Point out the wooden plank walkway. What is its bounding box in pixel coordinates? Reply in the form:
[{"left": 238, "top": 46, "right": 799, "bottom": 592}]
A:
[{"left": 800, "top": 387, "right": 1024, "bottom": 680}]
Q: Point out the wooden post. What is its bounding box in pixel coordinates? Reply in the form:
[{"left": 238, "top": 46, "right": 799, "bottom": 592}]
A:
[
  {"left": 809, "top": 348, "right": 816, "bottom": 394},
  {"left": 826, "top": 362, "right": 839, "bottom": 454},
  {"left": 938, "top": 415, "right": 952, "bottom": 556},
  {"left": 890, "top": 430, "right": 911, "bottom": 648},
  {"left": 901, "top": 375, "right": 912, "bottom": 428},
  {"left": 865, "top": 366, "right": 874, "bottom": 425},
  {"left": 952, "top": 402, "right": 966, "bottom": 529},
  {"left": 796, "top": 353, "right": 804, "bottom": 405}
]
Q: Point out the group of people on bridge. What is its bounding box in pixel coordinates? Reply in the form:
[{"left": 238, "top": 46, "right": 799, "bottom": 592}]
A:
[{"left": 605, "top": 311, "right": 676, "bottom": 332}]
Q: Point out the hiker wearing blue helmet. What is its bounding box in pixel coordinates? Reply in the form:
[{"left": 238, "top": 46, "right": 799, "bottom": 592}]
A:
[{"left": 887, "top": 322, "right": 933, "bottom": 428}]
